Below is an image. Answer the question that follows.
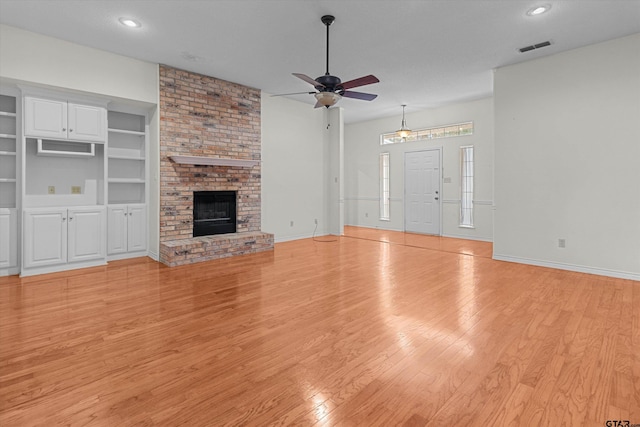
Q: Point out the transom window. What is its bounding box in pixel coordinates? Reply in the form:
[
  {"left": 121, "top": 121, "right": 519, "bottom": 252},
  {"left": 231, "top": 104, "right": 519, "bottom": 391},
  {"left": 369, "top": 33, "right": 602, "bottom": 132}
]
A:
[{"left": 381, "top": 121, "right": 473, "bottom": 145}]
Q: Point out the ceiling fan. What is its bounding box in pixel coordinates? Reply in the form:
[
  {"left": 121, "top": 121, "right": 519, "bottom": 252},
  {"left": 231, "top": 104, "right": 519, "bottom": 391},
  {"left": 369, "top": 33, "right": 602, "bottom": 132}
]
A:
[{"left": 276, "top": 15, "right": 380, "bottom": 109}]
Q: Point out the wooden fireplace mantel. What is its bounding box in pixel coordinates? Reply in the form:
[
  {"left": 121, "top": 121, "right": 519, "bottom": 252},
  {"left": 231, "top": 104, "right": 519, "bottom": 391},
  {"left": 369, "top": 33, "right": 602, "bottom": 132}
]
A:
[{"left": 169, "top": 155, "right": 259, "bottom": 167}]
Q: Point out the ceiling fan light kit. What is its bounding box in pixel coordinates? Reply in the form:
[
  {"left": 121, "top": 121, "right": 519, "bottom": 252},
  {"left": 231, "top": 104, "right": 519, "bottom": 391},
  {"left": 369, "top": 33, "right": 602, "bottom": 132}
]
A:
[
  {"left": 281, "top": 14, "right": 380, "bottom": 109},
  {"left": 315, "top": 91, "right": 342, "bottom": 108}
]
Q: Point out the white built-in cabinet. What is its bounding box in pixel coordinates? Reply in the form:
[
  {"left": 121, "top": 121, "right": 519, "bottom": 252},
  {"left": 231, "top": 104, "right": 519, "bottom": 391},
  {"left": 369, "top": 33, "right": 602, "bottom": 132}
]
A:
[
  {"left": 23, "top": 206, "right": 106, "bottom": 269},
  {"left": 0, "top": 93, "right": 18, "bottom": 276},
  {"left": 0, "top": 209, "right": 17, "bottom": 270},
  {"left": 0, "top": 86, "right": 150, "bottom": 277},
  {"left": 106, "top": 111, "right": 147, "bottom": 260},
  {"left": 107, "top": 111, "right": 146, "bottom": 204},
  {"left": 24, "top": 97, "right": 106, "bottom": 142},
  {"left": 108, "top": 204, "right": 147, "bottom": 256}
]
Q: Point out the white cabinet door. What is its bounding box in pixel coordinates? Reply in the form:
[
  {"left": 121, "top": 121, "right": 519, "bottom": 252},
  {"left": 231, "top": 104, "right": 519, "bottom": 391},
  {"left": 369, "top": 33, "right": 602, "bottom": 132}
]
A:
[
  {"left": 23, "top": 208, "right": 67, "bottom": 268},
  {"left": 107, "top": 205, "right": 128, "bottom": 255},
  {"left": 68, "top": 103, "right": 106, "bottom": 142},
  {"left": 0, "top": 209, "right": 16, "bottom": 269},
  {"left": 24, "top": 97, "right": 68, "bottom": 139},
  {"left": 127, "top": 204, "right": 147, "bottom": 252},
  {"left": 68, "top": 207, "right": 105, "bottom": 262}
]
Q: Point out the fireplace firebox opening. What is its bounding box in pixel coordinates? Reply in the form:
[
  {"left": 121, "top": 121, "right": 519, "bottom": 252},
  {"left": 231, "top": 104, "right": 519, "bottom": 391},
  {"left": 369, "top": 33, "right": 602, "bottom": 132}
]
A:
[{"left": 193, "top": 191, "right": 237, "bottom": 237}]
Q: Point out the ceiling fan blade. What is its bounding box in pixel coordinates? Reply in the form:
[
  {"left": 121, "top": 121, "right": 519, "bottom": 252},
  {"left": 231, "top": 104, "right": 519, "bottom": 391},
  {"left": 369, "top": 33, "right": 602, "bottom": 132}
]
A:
[
  {"left": 342, "top": 91, "right": 378, "bottom": 101},
  {"left": 293, "top": 73, "right": 324, "bottom": 87},
  {"left": 314, "top": 100, "right": 325, "bottom": 108},
  {"left": 271, "top": 91, "right": 316, "bottom": 97},
  {"left": 340, "top": 75, "right": 380, "bottom": 90}
]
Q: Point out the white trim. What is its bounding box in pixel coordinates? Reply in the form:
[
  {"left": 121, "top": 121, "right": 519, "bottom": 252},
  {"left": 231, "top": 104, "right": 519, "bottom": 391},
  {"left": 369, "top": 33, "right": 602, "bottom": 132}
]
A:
[
  {"left": 493, "top": 254, "right": 640, "bottom": 281},
  {"left": 442, "top": 232, "right": 492, "bottom": 242},
  {"left": 343, "top": 224, "right": 405, "bottom": 233},
  {"left": 274, "top": 231, "right": 332, "bottom": 243},
  {"left": 107, "top": 251, "right": 149, "bottom": 262},
  {"left": 147, "top": 250, "right": 159, "bottom": 262}
]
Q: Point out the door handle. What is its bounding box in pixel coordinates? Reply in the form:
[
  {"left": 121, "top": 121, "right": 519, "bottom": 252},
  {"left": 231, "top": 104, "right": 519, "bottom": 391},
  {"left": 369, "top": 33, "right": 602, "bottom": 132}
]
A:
[{"left": 435, "top": 197, "right": 439, "bottom": 200}]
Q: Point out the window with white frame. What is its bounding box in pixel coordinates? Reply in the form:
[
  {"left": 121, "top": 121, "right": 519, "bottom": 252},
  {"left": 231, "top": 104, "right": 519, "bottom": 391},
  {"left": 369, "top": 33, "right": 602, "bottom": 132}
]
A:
[
  {"left": 460, "top": 146, "right": 474, "bottom": 227},
  {"left": 379, "top": 152, "right": 390, "bottom": 220},
  {"left": 380, "top": 121, "right": 473, "bottom": 145}
]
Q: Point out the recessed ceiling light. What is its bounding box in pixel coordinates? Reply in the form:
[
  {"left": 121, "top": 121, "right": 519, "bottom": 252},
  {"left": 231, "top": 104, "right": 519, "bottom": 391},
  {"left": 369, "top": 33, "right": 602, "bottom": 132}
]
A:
[
  {"left": 119, "top": 17, "right": 142, "bottom": 28},
  {"left": 527, "top": 4, "right": 551, "bottom": 16}
]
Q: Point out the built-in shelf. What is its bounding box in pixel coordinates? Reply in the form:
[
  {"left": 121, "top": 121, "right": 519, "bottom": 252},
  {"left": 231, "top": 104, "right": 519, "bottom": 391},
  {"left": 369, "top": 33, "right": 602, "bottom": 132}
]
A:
[
  {"left": 0, "top": 178, "right": 17, "bottom": 183},
  {"left": 108, "top": 154, "right": 145, "bottom": 161},
  {"left": 108, "top": 178, "right": 145, "bottom": 184},
  {"left": 0, "top": 151, "right": 16, "bottom": 156},
  {"left": 170, "top": 155, "right": 259, "bottom": 167},
  {"left": 0, "top": 112, "right": 16, "bottom": 118},
  {"left": 0, "top": 133, "right": 17, "bottom": 139},
  {"left": 108, "top": 128, "right": 145, "bottom": 136}
]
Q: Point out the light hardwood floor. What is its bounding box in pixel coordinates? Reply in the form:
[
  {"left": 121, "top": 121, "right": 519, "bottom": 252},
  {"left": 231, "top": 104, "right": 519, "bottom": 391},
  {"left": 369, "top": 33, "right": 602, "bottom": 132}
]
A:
[{"left": 1, "top": 227, "right": 638, "bottom": 426}]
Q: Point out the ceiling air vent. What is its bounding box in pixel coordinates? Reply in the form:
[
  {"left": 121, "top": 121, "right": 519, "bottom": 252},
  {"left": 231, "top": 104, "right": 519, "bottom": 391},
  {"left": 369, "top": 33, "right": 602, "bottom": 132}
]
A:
[{"left": 519, "top": 41, "right": 552, "bottom": 53}]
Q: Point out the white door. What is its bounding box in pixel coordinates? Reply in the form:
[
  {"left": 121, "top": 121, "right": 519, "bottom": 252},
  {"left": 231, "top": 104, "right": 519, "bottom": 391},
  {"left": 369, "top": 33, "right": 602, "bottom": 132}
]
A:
[
  {"left": 24, "top": 97, "right": 68, "bottom": 139},
  {"left": 68, "top": 103, "right": 106, "bottom": 142},
  {"left": 107, "top": 205, "right": 128, "bottom": 255},
  {"left": 404, "top": 149, "right": 441, "bottom": 235},
  {"left": 23, "top": 208, "right": 67, "bottom": 268},
  {"left": 127, "top": 204, "right": 147, "bottom": 252},
  {"left": 68, "top": 207, "right": 105, "bottom": 262}
]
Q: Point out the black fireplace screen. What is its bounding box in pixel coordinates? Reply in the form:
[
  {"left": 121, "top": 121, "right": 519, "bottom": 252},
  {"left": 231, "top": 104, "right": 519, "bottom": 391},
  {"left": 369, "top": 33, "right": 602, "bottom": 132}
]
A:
[{"left": 193, "top": 191, "right": 237, "bottom": 237}]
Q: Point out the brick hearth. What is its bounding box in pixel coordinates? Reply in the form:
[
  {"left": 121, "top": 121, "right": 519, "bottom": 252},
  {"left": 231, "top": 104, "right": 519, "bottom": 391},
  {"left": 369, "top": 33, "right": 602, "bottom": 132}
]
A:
[{"left": 158, "top": 65, "right": 273, "bottom": 266}]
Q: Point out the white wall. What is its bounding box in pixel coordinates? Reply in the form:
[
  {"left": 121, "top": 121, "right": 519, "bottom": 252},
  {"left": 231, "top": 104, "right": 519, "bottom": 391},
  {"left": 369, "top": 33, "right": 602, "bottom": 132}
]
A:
[
  {"left": 494, "top": 33, "right": 640, "bottom": 280},
  {"left": 0, "top": 25, "right": 157, "bottom": 104},
  {"left": 344, "top": 97, "right": 494, "bottom": 241},
  {"left": 325, "top": 107, "right": 345, "bottom": 236},
  {"left": 0, "top": 24, "right": 161, "bottom": 257},
  {"left": 261, "top": 93, "right": 327, "bottom": 242}
]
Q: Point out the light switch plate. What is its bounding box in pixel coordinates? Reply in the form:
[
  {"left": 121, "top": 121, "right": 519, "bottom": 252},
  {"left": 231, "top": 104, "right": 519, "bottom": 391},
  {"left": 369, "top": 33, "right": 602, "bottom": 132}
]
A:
[{"left": 48, "top": 186, "right": 55, "bottom": 194}]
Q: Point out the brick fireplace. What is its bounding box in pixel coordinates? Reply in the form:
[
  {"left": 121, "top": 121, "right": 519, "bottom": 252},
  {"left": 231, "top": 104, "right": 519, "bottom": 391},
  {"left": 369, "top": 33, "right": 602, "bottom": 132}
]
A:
[{"left": 158, "top": 65, "right": 273, "bottom": 267}]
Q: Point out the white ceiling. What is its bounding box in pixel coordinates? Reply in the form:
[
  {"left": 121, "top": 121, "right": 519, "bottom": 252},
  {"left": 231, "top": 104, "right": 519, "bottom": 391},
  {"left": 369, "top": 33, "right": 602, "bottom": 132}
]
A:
[{"left": 1, "top": 0, "right": 639, "bottom": 123}]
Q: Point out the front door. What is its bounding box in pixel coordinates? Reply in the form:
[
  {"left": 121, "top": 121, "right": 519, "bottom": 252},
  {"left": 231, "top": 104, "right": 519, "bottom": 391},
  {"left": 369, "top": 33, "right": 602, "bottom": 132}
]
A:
[{"left": 404, "top": 149, "right": 441, "bottom": 235}]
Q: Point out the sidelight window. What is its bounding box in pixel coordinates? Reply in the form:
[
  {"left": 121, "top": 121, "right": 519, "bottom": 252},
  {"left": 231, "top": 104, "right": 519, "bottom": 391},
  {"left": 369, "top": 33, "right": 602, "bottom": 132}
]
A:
[
  {"left": 379, "top": 152, "right": 390, "bottom": 220},
  {"left": 460, "top": 146, "right": 474, "bottom": 228}
]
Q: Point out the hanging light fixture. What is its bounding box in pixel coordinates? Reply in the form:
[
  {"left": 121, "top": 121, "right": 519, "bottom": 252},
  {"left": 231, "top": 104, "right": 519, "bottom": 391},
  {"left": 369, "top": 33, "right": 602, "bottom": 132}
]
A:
[
  {"left": 396, "top": 104, "right": 411, "bottom": 139},
  {"left": 314, "top": 91, "right": 342, "bottom": 108}
]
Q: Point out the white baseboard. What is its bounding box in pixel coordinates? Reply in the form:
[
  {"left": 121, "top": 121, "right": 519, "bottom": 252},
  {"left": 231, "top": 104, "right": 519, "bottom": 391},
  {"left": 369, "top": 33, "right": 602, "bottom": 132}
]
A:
[
  {"left": 275, "top": 232, "right": 327, "bottom": 243},
  {"left": 442, "top": 233, "right": 493, "bottom": 243},
  {"left": 344, "top": 224, "right": 405, "bottom": 232},
  {"left": 147, "top": 250, "right": 159, "bottom": 262},
  {"left": 493, "top": 254, "right": 640, "bottom": 281}
]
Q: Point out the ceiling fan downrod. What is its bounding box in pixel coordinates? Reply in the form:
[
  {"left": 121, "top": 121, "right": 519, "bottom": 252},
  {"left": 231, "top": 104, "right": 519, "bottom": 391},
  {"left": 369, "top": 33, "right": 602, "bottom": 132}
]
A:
[{"left": 321, "top": 15, "right": 335, "bottom": 76}]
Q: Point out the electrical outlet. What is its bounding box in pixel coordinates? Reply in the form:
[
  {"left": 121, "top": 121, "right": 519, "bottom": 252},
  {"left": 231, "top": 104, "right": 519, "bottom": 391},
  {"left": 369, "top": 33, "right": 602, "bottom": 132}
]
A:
[
  {"left": 48, "top": 186, "right": 55, "bottom": 194},
  {"left": 71, "top": 186, "right": 81, "bottom": 194},
  {"left": 558, "top": 239, "right": 566, "bottom": 248},
  {"left": 290, "top": 221, "right": 294, "bottom": 227}
]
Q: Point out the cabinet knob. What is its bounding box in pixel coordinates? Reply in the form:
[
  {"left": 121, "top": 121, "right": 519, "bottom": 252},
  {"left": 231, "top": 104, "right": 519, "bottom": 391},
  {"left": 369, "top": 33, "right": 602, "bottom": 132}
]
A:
[
  {"left": 62, "top": 128, "right": 66, "bottom": 131},
  {"left": 129, "top": 212, "right": 132, "bottom": 216},
  {"left": 69, "top": 129, "right": 73, "bottom": 133},
  {"left": 62, "top": 217, "right": 66, "bottom": 222},
  {"left": 69, "top": 217, "right": 74, "bottom": 221}
]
